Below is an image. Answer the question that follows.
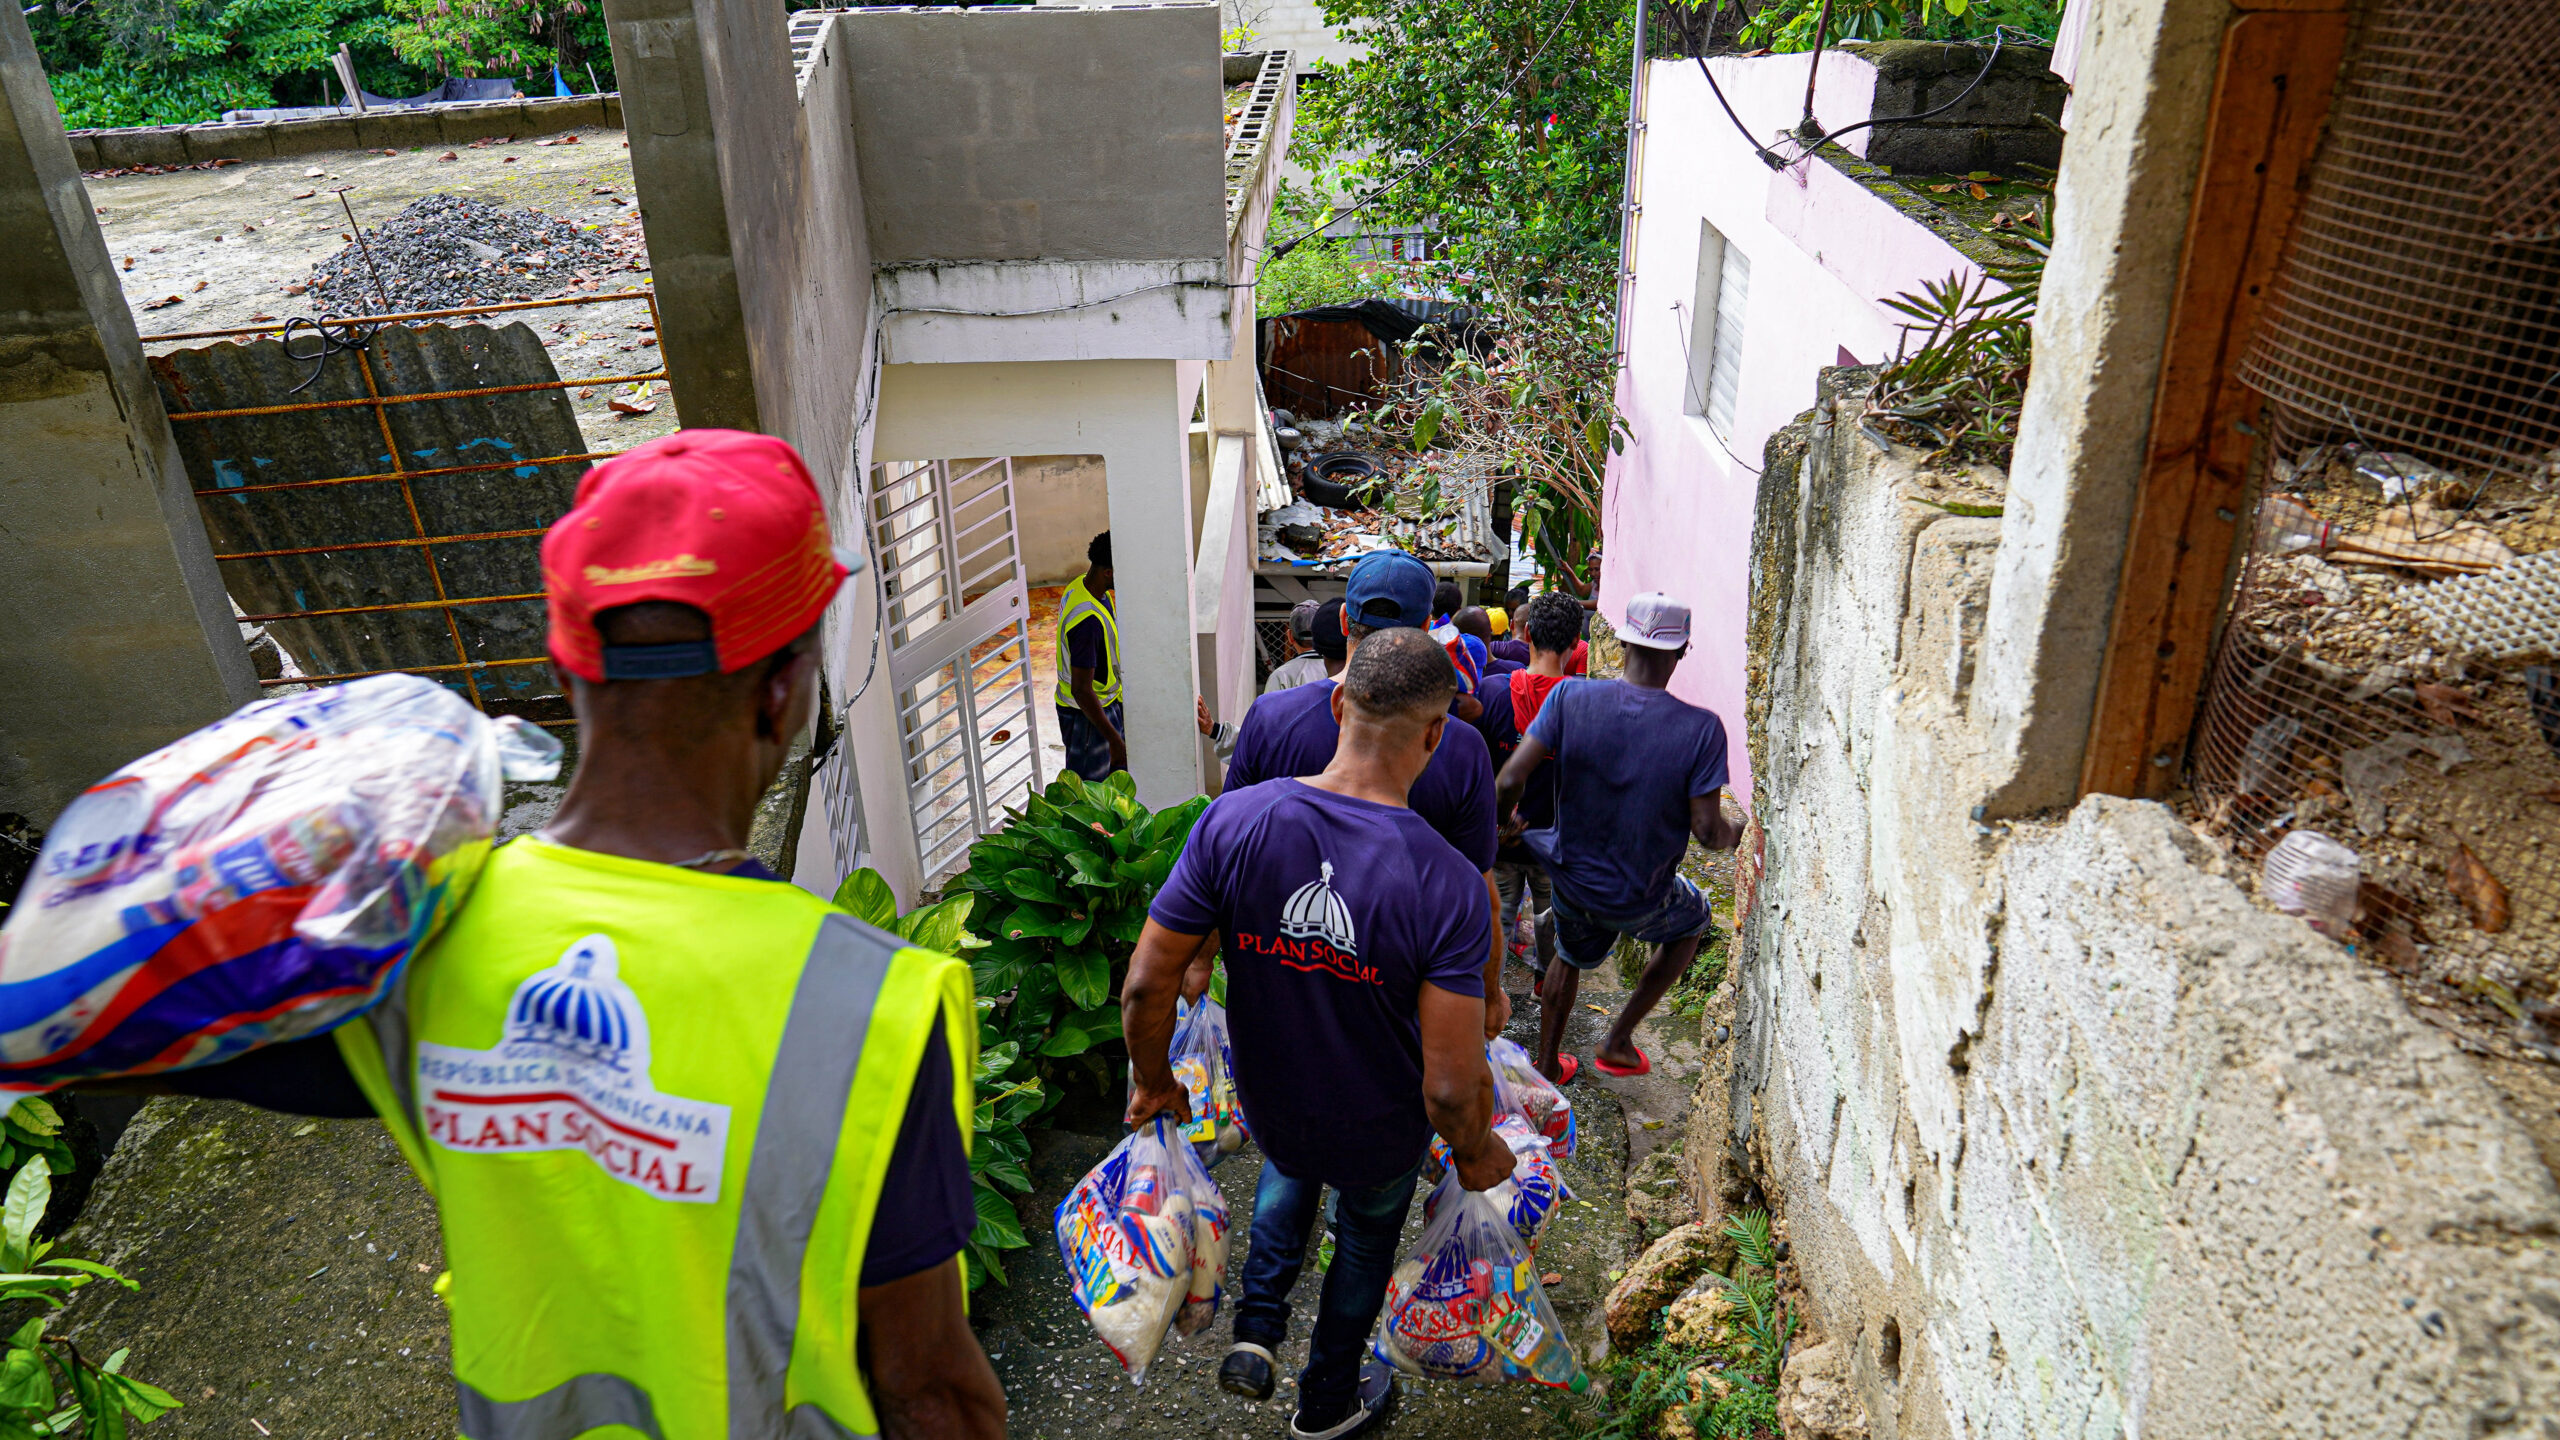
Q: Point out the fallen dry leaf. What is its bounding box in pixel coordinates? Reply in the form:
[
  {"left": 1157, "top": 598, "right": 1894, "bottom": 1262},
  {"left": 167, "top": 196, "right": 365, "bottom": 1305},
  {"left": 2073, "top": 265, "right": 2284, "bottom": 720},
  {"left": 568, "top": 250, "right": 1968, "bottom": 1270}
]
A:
[
  {"left": 502, "top": 156, "right": 518, "bottom": 164},
  {"left": 141, "top": 295, "right": 182, "bottom": 310},
  {"left": 378, "top": 148, "right": 396, "bottom": 156},
  {"left": 119, "top": 256, "right": 133, "bottom": 270},
  {"left": 987, "top": 728, "right": 1013, "bottom": 745},
  {"left": 576, "top": 387, "right": 596, "bottom": 399},
  {"left": 241, "top": 224, "right": 255, "bottom": 233},
  {"left": 2447, "top": 843, "right": 2511, "bottom": 934},
  {"left": 191, "top": 279, "right": 207, "bottom": 293},
  {"left": 1928, "top": 183, "right": 1958, "bottom": 194},
  {"left": 291, "top": 189, "right": 315, "bottom": 200},
  {"left": 609, "top": 396, "right": 659, "bottom": 416},
  {"left": 2415, "top": 682, "right": 2478, "bottom": 727},
  {"left": 284, "top": 282, "right": 306, "bottom": 294},
  {"left": 1968, "top": 182, "right": 1990, "bottom": 199},
  {"left": 437, "top": 151, "right": 458, "bottom": 161},
  {"left": 1541, "top": 1273, "right": 1563, "bottom": 1286},
  {"left": 247, "top": 313, "right": 276, "bottom": 322}
]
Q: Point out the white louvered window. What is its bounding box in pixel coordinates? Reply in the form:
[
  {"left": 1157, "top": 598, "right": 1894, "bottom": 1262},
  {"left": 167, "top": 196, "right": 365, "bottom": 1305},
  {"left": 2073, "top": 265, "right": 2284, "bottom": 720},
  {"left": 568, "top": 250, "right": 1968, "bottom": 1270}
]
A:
[{"left": 1685, "top": 221, "right": 1752, "bottom": 438}]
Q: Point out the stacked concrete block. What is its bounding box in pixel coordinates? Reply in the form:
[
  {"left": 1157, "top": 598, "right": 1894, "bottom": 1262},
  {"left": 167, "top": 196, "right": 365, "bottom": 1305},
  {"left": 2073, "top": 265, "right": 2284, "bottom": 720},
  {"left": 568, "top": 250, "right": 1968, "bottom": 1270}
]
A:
[
  {"left": 60, "top": 93, "right": 623, "bottom": 170},
  {"left": 1841, "top": 40, "right": 2065, "bottom": 177}
]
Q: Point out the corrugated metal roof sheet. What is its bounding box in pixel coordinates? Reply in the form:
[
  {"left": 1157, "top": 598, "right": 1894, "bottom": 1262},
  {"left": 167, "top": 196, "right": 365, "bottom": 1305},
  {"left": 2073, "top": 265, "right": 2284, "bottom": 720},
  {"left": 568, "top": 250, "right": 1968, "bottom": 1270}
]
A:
[{"left": 149, "top": 323, "right": 589, "bottom": 711}]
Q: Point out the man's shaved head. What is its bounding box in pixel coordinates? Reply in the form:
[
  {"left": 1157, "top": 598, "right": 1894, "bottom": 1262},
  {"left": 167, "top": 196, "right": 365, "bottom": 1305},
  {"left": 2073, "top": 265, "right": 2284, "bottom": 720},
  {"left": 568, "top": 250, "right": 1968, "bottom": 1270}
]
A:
[
  {"left": 1338, "top": 626, "right": 1457, "bottom": 724},
  {"left": 1452, "top": 606, "right": 1493, "bottom": 644}
]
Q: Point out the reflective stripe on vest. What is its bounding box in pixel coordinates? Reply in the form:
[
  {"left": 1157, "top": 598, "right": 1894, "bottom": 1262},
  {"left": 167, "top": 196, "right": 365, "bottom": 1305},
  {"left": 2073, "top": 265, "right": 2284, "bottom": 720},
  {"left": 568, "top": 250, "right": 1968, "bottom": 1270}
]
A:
[
  {"left": 1055, "top": 574, "right": 1121, "bottom": 706},
  {"left": 460, "top": 1373, "right": 662, "bottom": 1440},
  {"left": 726, "top": 914, "right": 892, "bottom": 1439}
]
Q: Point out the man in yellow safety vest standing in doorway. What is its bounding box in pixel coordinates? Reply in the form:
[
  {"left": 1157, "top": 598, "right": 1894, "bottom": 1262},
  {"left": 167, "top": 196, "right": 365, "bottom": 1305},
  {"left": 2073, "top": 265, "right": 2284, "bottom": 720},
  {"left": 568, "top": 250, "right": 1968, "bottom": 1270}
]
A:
[
  {"left": 1056, "top": 530, "right": 1125, "bottom": 780},
  {"left": 322, "top": 430, "right": 1007, "bottom": 1438}
]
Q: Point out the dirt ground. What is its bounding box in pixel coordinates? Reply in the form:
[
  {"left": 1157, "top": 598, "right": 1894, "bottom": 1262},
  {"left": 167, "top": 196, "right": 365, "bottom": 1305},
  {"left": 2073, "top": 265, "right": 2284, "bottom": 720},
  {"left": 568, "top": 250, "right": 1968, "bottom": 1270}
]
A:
[{"left": 88, "top": 127, "right": 676, "bottom": 450}]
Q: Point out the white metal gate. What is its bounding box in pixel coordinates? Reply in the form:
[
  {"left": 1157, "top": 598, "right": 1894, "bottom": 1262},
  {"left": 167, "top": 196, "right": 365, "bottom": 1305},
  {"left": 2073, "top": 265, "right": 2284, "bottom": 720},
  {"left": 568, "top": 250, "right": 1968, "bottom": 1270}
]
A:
[{"left": 870, "top": 458, "right": 1041, "bottom": 882}]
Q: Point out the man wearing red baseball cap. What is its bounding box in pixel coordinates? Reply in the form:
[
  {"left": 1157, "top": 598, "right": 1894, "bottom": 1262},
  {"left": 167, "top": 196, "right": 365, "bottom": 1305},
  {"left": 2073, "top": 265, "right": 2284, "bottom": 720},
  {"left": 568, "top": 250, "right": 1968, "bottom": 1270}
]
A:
[{"left": 322, "top": 431, "right": 1007, "bottom": 1438}]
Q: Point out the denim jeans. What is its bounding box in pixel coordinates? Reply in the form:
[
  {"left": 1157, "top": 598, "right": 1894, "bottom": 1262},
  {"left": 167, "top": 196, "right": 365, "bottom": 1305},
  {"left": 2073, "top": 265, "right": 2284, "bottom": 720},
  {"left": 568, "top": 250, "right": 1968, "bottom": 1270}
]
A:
[{"left": 1233, "top": 1155, "right": 1421, "bottom": 1418}]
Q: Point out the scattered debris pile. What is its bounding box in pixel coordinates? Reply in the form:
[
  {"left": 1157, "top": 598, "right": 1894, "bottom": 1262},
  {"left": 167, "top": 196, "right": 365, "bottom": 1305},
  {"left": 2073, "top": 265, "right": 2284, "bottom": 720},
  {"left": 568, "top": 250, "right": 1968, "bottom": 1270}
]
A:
[
  {"left": 2189, "top": 444, "right": 2560, "bottom": 1060},
  {"left": 1257, "top": 414, "right": 1498, "bottom": 568},
  {"left": 299, "top": 196, "right": 645, "bottom": 317}
]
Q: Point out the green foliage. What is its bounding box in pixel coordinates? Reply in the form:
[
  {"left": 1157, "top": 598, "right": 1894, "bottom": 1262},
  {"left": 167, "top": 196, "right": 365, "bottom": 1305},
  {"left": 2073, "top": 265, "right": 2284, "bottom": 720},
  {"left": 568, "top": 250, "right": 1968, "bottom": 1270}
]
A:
[
  {"left": 1730, "top": 0, "right": 2064, "bottom": 52},
  {"left": 1555, "top": 1208, "right": 1795, "bottom": 1440},
  {"left": 1366, "top": 257, "right": 1624, "bottom": 595},
  {"left": 0, "top": 1143, "right": 181, "bottom": 1436},
  {"left": 379, "top": 0, "right": 612, "bottom": 94},
  {"left": 1254, "top": 239, "right": 1388, "bottom": 319},
  {"left": 1868, "top": 211, "right": 2048, "bottom": 465},
  {"left": 31, "top": 0, "right": 439, "bottom": 130},
  {"left": 1296, "top": 0, "right": 1633, "bottom": 285},
  {"left": 0, "top": 1100, "right": 76, "bottom": 1198}
]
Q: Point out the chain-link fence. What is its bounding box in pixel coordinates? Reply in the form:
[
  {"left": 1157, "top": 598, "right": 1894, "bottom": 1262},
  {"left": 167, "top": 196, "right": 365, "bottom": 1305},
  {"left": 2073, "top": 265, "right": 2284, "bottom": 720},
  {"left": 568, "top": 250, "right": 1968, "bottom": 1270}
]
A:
[{"left": 2190, "top": 0, "right": 2558, "bottom": 1024}]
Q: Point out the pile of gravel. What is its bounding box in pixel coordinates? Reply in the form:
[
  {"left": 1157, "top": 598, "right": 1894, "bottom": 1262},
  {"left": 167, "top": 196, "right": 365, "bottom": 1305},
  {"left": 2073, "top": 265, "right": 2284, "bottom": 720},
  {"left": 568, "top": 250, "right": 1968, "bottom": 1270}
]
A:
[{"left": 299, "top": 195, "right": 645, "bottom": 317}]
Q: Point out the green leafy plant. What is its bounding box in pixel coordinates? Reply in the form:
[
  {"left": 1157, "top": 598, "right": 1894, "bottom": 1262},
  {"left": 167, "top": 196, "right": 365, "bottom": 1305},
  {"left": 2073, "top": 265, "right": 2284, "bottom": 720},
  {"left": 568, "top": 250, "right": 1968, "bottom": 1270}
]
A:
[
  {"left": 0, "top": 1153, "right": 182, "bottom": 1435},
  {"left": 1255, "top": 239, "right": 1391, "bottom": 319},
  {"left": 1553, "top": 1207, "right": 1795, "bottom": 1440},
  {"left": 1867, "top": 212, "right": 2048, "bottom": 465},
  {"left": 957, "top": 771, "right": 1206, "bottom": 1079},
  {"left": 830, "top": 870, "right": 1043, "bottom": 1293},
  {"left": 1729, "top": 0, "right": 2062, "bottom": 52},
  {"left": 31, "top": 0, "right": 441, "bottom": 129},
  {"left": 1719, "top": 1209, "right": 1795, "bottom": 1381}
]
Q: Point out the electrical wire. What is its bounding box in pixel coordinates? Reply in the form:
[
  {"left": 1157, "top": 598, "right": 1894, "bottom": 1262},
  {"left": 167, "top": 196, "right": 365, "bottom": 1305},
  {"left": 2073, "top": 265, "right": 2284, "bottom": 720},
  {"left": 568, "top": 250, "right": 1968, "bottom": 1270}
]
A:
[{"left": 1685, "top": 22, "right": 2034, "bottom": 172}]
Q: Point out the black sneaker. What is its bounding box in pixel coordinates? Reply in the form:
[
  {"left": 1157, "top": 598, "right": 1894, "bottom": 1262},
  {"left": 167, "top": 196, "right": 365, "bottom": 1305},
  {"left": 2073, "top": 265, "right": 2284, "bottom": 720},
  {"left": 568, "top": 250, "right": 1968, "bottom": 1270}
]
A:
[
  {"left": 1289, "top": 1357, "right": 1397, "bottom": 1440},
  {"left": 1219, "top": 1342, "right": 1276, "bottom": 1401}
]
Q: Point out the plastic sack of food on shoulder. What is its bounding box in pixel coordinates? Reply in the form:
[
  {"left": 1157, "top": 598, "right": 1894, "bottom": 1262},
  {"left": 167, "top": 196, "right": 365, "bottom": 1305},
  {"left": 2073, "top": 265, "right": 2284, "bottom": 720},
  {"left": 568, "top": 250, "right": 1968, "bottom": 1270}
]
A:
[
  {"left": 1487, "top": 1037, "right": 1574, "bottom": 1157},
  {"left": 1055, "top": 1116, "right": 1230, "bottom": 1385},
  {"left": 1168, "top": 996, "right": 1249, "bottom": 1167},
  {"left": 0, "top": 673, "right": 560, "bottom": 1095},
  {"left": 1425, "top": 1113, "right": 1571, "bottom": 1250},
  {"left": 1376, "top": 1173, "right": 1588, "bottom": 1392}
]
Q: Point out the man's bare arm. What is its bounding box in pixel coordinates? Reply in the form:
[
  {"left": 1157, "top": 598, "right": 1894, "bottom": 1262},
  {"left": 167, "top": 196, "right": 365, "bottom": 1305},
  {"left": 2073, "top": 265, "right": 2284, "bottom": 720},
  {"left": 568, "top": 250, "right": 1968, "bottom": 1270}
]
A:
[
  {"left": 860, "top": 1257, "right": 1006, "bottom": 1440},
  {"left": 1690, "top": 789, "right": 1743, "bottom": 851},
  {"left": 1495, "top": 733, "right": 1550, "bottom": 815},
  {"left": 1419, "top": 983, "right": 1513, "bottom": 1192},
  {"left": 1124, "top": 919, "right": 1210, "bottom": 1126}
]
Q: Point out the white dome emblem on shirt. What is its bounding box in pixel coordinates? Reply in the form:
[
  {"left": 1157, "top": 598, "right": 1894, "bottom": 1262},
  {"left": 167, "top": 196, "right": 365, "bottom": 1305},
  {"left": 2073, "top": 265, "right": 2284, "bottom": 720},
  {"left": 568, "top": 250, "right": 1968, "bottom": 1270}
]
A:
[
  {"left": 1279, "top": 861, "right": 1358, "bottom": 956},
  {"left": 501, "top": 933, "right": 653, "bottom": 1085}
]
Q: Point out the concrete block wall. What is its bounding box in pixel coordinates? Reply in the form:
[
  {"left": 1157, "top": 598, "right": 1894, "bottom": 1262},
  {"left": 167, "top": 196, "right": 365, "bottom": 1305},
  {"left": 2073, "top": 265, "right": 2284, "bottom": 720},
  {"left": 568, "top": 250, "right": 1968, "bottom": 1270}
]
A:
[
  {"left": 1838, "top": 40, "right": 2064, "bottom": 176},
  {"left": 64, "top": 95, "right": 623, "bottom": 171},
  {"left": 1730, "top": 384, "right": 2560, "bottom": 1439},
  {"left": 829, "top": 3, "right": 1227, "bottom": 264}
]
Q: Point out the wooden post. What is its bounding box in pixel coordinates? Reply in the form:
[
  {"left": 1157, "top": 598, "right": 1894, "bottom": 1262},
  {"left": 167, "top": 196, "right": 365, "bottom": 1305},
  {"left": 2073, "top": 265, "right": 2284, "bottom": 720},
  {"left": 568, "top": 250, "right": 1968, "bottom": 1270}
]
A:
[{"left": 2078, "top": 1, "right": 2350, "bottom": 798}]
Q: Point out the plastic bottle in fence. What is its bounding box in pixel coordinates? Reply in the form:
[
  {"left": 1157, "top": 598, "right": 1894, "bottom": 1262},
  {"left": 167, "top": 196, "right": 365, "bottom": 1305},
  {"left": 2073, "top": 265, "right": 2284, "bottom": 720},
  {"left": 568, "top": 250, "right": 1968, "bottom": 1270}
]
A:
[
  {"left": 2261, "top": 829, "right": 2360, "bottom": 938},
  {"left": 2259, "top": 495, "right": 2336, "bottom": 555}
]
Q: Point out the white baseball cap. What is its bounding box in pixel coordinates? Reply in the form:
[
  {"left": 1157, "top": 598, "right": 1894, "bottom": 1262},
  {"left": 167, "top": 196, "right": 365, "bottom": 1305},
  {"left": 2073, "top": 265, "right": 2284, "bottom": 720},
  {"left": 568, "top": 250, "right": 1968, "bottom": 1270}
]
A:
[{"left": 1619, "top": 592, "right": 1692, "bottom": 650}]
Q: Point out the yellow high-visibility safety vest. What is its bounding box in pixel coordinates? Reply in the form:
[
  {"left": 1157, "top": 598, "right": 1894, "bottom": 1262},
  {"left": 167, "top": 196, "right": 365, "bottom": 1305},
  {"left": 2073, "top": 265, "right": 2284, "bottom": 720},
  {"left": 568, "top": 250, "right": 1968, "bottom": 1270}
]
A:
[
  {"left": 1055, "top": 573, "right": 1121, "bottom": 707},
  {"left": 336, "top": 838, "right": 974, "bottom": 1440}
]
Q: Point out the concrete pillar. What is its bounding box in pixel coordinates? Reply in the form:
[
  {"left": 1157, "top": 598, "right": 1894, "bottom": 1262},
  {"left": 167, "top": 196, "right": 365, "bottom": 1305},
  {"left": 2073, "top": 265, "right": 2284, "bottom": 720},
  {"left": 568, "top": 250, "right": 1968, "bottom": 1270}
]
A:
[
  {"left": 0, "top": 4, "right": 256, "bottom": 825},
  {"left": 1105, "top": 363, "right": 1206, "bottom": 810},
  {"left": 1975, "top": 0, "right": 2233, "bottom": 814}
]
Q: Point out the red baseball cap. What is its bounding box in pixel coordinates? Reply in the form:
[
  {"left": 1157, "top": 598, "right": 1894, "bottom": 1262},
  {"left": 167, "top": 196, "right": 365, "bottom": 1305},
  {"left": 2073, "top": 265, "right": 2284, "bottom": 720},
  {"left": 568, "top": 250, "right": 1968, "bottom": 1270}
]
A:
[{"left": 542, "top": 429, "right": 855, "bottom": 682}]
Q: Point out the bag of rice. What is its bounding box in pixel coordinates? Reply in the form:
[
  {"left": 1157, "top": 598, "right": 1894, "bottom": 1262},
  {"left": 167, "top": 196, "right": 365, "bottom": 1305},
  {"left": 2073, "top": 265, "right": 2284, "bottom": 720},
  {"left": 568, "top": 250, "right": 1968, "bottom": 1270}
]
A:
[
  {"left": 1377, "top": 1173, "right": 1588, "bottom": 1392},
  {"left": 1168, "top": 996, "right": 1248, "bottom": 1167},
  {"left": 1487, "top": 1037, "right": 1575, "bottom": 1158},
  {"left": 1425, "top": 1113, "right": 1571, "bottom": 1250},
  {"left": 0, "top": 673, "right": 559, "bottom": 1096},
  {"left": 1055, "top": 1116, "right": 1230, "bottom": 1384}
]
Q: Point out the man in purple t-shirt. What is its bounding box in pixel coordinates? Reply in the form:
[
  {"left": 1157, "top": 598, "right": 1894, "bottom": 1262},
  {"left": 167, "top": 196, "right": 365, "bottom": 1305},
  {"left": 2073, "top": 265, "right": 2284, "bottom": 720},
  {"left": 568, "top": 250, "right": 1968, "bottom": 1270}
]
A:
[
  {"left": 1222, "top": 549, "right": 1507, "bottom": 1038},
  {"left": 1126, "top": 628, "right": 1514, "bottom": 1440},
  {"left": 1496, "top": 593, "right": 1744, "bottom": 1084}
]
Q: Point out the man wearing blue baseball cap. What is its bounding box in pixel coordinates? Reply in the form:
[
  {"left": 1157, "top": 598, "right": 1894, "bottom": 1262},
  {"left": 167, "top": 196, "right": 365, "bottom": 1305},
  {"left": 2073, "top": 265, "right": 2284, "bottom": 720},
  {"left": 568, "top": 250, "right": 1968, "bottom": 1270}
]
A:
[
  {"left": 1495, "top": 591, "right": 1742, "bottom": 1084},
  {"left": 1219, "top": 550, "right": 1505, "bottom": 1032}
]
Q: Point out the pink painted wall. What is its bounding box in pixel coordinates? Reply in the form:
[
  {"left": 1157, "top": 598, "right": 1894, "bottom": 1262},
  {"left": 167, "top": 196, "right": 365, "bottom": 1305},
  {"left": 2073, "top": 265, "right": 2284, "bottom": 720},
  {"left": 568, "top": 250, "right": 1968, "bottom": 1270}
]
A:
[{"left": 1600, "top": 51, "right": 1991, "bottom": 804}]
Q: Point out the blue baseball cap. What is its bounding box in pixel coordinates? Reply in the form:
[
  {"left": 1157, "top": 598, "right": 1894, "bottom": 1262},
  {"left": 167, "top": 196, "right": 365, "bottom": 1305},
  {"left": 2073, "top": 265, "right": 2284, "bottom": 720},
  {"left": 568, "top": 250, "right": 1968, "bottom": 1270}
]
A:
[{"left": 1343, "top": 550, "right": 1436, "bottom": 630}]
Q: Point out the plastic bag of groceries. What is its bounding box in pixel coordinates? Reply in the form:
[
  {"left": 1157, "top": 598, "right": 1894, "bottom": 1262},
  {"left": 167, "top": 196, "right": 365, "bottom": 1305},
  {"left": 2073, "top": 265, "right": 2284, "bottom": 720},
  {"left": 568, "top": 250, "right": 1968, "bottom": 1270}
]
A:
[
  {"left": 0, "top": 673, "right": 560, "bottom": 1095},
  {"left": 1486, "top": 1037, "right": 1575, "bottom": 1158},
  {"left": 1377, "top": 1172, "right": 1589, "bottom": 1392},
  {"left": 1055, "top": 1116, "right": 1231, "bottom": 1385},
  {"left": 1425, "top": 1113, "right": 1572, "bottom": 1250},
  {"left": 1168, "top": 996, "right": 1248, "bottom": 1168}
]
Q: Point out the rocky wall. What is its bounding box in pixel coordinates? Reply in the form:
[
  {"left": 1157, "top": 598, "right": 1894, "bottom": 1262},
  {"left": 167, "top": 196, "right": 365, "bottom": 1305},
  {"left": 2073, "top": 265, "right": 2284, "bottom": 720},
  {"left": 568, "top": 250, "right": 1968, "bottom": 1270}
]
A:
[{"left": 1732, "top": 379, "right": 2560, "bottom": 1439}]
